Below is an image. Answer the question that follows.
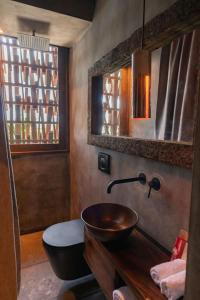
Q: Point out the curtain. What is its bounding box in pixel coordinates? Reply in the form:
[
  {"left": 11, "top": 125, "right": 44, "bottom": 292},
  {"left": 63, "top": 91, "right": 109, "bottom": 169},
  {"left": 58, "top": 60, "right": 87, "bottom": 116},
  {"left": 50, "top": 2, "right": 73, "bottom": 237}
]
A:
[
  {"left": 0, "top": 59, "right": 20, "bottom": 298},
  {"left": 156, "top": 29, "right": 200, "bottom": 142}
]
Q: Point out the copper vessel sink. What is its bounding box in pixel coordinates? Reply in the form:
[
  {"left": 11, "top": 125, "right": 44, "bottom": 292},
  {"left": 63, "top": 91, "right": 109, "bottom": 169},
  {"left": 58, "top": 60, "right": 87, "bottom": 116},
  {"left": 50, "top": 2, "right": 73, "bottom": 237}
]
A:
[{"left": 81, "top": 203, "right": 138, "bottom": 242}]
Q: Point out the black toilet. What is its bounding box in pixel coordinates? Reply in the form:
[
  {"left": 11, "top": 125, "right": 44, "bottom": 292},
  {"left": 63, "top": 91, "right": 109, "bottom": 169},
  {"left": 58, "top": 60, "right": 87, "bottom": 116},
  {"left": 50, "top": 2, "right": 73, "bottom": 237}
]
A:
[{"left": 42, "top": 219, "right": 91, "bottom": 280}]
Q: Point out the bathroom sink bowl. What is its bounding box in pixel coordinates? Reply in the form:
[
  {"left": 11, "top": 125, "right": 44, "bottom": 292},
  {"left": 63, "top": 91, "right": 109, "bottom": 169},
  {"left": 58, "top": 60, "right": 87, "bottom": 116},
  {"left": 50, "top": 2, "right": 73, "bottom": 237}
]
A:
[{"left": 81, "top": 203, "right": 138, "bottom": 242}]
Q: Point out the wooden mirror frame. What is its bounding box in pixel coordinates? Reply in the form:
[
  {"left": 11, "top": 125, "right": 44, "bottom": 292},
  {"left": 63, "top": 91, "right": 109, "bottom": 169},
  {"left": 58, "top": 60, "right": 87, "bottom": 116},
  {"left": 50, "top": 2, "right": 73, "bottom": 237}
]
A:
[{"left": 88, "top": 0, "right": 200, "bottom": 169}]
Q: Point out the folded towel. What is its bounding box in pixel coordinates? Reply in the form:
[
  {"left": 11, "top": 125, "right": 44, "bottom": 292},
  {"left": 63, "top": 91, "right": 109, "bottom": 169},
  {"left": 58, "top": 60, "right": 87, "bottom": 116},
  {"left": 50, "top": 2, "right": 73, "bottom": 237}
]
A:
[
  {"left": 113, "top": 286, "right": 136, "bottom": 300},
  {"left": 150, "top": 259, "right": 186, "bottom": 286},
  {"left": 160, "top": 270, "right": 186, "bottom": 300}
]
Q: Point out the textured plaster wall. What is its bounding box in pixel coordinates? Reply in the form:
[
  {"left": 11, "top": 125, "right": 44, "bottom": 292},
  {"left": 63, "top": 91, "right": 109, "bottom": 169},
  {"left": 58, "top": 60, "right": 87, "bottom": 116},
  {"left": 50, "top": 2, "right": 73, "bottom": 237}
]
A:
[
  {"left": 70, "top": 0, "right": 192, "bottom": 250},
  {"left": 12, "top": 153, "right": 70, "bottom": 233}
]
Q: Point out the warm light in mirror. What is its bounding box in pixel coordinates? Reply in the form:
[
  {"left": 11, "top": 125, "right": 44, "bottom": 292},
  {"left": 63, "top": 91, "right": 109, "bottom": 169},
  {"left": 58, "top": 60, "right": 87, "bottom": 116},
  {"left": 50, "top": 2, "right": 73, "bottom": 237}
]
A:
[
  {"left": 145, "top": 75, "right": 150, "bottom": 119},
  {"left": 132, "top": 49, "right": 151, "bottom": 119}
]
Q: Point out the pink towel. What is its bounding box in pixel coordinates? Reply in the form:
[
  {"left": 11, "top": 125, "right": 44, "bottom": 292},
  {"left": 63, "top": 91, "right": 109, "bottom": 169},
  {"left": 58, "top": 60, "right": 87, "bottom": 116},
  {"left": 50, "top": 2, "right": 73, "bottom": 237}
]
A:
[
  {"left": 113, "top": 286, "right": 136, "bottom": 300},
  {"left": 160, "top": 270, "right": 186, "bottom": 300},
  {"left": 150, "top": 259, "right": 186, "bottom": 286}
]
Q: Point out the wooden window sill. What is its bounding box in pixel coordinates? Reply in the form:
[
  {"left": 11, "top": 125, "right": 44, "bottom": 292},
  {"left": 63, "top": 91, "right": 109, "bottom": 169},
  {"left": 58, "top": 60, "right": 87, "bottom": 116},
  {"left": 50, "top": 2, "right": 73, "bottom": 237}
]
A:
[{"left": 11, "top": 149, "right": 68, "bottom": 158}]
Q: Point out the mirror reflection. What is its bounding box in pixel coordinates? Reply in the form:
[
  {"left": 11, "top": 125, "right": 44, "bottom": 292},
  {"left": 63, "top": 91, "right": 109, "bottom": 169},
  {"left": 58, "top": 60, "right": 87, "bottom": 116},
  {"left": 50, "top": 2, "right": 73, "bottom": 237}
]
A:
[{"left": 101, "top": 29, "right": 200, "bottom": 143}]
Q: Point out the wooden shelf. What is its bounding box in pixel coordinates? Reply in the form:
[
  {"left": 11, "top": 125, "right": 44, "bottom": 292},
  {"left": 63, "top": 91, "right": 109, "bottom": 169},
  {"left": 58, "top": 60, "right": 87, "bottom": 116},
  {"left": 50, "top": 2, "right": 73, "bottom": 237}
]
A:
[{"left": 84, "top": 228, "right": 170, "bottom": 300}]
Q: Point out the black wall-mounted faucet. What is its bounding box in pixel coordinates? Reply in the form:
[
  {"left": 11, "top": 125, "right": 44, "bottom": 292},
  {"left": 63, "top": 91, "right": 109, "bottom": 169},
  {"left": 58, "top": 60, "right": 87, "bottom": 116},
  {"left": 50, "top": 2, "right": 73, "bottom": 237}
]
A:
[{"left": 107, "top": 173, "right": 146, "bottom": 194}]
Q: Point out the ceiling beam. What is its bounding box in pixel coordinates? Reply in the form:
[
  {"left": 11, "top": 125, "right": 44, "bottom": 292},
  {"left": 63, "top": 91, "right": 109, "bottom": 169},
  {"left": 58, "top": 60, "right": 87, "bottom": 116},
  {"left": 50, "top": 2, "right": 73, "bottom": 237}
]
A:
[{"left": 12, "top": 0, "right": 96, "bottom": 21}]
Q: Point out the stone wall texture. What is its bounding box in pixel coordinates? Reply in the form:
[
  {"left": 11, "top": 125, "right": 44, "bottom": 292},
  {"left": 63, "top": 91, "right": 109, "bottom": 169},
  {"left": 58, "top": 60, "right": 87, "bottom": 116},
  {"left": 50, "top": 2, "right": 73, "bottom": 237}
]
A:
[{"left": 13, "top": 153, "right": 70, "bottom": 233}]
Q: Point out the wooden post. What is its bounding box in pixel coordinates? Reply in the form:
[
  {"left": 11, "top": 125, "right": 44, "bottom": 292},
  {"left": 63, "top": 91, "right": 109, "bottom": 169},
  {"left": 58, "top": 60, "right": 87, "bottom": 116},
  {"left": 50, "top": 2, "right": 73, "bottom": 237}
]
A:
[
  {"left": 112, "top": 71, "right": 119, "bottom": 136},
  {"left": 26, "top": 94, "right": 31, "bottom": 142},
  {"left": 0, "top": 89, "right": 20, "bottom": 299},
  {"left": 29, "top": 49, "right": 37, "bottom": 141},
  {"left": 184, "top": 57, "right": 200, "bottom": 300}
]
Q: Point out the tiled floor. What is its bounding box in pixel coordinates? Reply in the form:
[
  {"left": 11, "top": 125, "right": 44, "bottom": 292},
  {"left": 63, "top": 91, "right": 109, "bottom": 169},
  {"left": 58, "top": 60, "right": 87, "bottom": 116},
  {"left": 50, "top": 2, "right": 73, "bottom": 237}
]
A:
[{"left": 18, "top": 231, "right": 106, "bottom": 300}]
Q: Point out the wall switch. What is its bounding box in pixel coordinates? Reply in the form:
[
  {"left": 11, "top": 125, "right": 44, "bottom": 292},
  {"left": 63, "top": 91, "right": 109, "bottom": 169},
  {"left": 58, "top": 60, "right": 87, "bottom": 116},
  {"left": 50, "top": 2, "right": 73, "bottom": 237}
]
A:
[{"left": 98, "top": 152, "right": 111, "bottom": 174}]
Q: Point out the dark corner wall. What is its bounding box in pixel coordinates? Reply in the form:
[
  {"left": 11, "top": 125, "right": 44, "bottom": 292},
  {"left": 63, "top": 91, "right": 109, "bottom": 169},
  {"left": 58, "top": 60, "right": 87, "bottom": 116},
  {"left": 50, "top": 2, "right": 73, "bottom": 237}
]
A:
[{"left": 12, "top": 153, "right": 70, "bottom": 234}]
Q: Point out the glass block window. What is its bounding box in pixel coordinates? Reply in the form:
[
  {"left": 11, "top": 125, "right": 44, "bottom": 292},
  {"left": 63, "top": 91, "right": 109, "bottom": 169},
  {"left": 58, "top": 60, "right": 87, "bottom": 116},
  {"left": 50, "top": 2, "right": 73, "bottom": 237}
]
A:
[
  {"left": 102, "top": 66, "right": 131, "bottom": 137},
  {"left": 102, "top": 70, "right": 121, "bottom": 136},
  {"left": 0, "top": 35, "right": 59, "bottom": 145}
]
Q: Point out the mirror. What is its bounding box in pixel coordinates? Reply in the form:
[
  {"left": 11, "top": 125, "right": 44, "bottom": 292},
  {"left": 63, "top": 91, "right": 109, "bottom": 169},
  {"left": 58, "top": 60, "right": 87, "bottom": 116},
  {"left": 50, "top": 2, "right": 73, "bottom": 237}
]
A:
[
  {"left": 88, "top": 2, "right": 200, "bottom": 168},
  {"left": 101, "top": 29, "right": 199, "bottom": 144}
]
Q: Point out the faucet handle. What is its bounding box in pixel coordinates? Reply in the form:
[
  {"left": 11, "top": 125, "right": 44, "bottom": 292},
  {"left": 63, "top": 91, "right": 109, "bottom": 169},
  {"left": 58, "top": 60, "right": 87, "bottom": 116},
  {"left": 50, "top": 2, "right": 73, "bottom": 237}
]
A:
[{"left": 148, "top": 177, "right": 161, "bottom": 198}]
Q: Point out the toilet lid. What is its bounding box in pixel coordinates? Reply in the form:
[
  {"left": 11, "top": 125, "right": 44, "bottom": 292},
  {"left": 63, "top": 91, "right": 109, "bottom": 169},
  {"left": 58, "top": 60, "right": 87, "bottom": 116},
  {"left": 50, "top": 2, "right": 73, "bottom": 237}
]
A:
[{"left": 43, "top": 219, "right": 85, "bottom": 247}]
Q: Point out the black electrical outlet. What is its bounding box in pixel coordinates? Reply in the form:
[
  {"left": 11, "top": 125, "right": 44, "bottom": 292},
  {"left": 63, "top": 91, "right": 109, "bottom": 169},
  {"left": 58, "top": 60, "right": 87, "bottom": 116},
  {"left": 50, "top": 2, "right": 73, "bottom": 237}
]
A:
[{"left": 98, "top": 152, "right": 111, "bottom": 174}]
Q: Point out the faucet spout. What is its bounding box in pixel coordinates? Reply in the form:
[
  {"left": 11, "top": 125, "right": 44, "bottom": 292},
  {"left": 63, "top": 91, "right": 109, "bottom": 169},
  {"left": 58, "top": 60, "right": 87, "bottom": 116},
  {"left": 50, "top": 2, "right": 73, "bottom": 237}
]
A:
[{"left": 107, "top": 173, "right": 146, "bottom": 194}]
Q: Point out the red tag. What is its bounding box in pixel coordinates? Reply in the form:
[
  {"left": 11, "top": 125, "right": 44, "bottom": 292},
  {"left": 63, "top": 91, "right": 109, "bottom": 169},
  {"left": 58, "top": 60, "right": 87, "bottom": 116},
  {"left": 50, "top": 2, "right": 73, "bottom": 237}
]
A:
[{"left": 171, "top": 237, "right": 187, "bottom": 260}]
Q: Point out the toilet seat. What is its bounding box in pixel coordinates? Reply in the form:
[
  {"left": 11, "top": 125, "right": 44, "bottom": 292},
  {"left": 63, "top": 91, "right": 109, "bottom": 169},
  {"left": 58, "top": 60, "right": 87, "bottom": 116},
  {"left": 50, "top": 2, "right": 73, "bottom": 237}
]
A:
[{"left": 43, "top": 219, "right": 85, "bottom": 247}]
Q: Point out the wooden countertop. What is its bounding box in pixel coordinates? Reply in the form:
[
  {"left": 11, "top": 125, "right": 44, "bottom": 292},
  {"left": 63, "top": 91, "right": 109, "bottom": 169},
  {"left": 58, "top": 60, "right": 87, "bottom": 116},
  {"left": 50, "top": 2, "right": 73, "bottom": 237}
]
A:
[{"left": 84, "top": 228, "right": 171, "bottom": 300}]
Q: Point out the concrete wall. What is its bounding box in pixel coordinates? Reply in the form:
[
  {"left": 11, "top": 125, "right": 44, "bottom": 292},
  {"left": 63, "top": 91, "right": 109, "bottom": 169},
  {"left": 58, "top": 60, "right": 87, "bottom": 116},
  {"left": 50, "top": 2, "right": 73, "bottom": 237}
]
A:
[
  {"left": 69, "top": 0, "right": 192, "bottom": 250},
  {"left": 12, "top": 153, "right": 70, "bottom": 233}
]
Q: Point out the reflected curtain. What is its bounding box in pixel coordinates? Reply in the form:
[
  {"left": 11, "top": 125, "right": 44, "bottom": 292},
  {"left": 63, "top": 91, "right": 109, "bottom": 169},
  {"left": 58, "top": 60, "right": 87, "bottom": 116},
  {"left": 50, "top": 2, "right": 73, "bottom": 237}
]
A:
[
  {"left": 156, "top": 29, "right": 200, "bottom": 142},
  {"left": 0, "top": 60, "right": 20, "bottom": 297}
]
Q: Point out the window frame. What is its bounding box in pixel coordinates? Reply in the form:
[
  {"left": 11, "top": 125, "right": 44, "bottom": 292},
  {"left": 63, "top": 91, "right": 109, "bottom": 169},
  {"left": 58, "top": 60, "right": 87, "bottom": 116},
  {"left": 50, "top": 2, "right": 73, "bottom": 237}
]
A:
[{"left": 0, "top": 36, "right": 69, "bottom": 154}]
